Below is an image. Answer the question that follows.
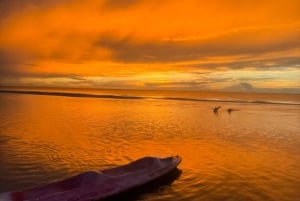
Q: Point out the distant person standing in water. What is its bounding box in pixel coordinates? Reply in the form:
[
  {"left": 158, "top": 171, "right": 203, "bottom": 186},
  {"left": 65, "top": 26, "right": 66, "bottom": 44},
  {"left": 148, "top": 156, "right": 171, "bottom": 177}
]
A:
[{"left": 213, "top": 106, "right": 221, "bottom": 113}]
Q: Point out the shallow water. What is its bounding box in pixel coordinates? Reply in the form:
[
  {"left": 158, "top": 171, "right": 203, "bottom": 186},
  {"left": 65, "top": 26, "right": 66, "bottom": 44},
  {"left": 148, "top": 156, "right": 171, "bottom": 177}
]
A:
[{"left": 0, "top": 90, "right": 300, "bottom": 201}]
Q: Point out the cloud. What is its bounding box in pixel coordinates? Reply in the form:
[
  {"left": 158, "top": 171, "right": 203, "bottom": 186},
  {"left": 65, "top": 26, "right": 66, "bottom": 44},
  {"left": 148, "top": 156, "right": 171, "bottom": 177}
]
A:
[
  {"left": 0, "top": 48, "right": 33, "bottom": 77},
  {"left": 143, "top": 81, "right": 210, "bottom": 91},
  {"left": 95, "top": 26, "right": 300, "bottom": 63},
  {"left": 0, "top": 0, "right": 66, "bottom": 20},
  {"left": 2, "top": 0, "right": 299, "bottom": 64},
  {"left": 0, "top": 48, "right": 86, "bottom": 82},
  {"left": 101, "top": 0, "right": 146, "bottom": 10},
  {"left": 185, "top": 56, "right": 300, "bottom": 70},
  {"left": 223, "top": 82, "right": 255, "bottom": 92},
  {"left": 223, "top": 82, "right": 300, "bottom": 94},
  {"left": 0, "top": 0, "right": 299, "bottom": 92}
]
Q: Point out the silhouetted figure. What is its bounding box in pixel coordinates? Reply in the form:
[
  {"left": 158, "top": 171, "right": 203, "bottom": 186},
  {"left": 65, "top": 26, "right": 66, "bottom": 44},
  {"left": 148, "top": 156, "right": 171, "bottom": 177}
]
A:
[
  {"left": 227, "top": 108, "right": 233, "bottom": 114},
  {"left": 213, "top": 106, "right": 221, "bottom": 113}
]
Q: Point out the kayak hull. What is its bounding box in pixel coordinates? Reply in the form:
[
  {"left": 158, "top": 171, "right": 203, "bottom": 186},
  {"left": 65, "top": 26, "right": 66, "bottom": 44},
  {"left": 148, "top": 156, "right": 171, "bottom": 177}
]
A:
[{"left": 0, "top": 156, "right": 182, "bottom": 201}]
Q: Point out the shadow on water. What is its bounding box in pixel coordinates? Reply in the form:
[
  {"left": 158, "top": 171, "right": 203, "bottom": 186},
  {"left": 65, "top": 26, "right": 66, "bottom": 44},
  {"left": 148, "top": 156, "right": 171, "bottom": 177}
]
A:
[{"left": 102, "top": 168, "right": 182, "bottom": 201}]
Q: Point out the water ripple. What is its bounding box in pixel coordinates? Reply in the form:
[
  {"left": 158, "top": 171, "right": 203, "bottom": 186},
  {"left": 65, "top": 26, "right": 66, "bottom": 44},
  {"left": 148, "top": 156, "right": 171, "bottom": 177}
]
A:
[{"left": 0, "top": 93, "right": 299, "bottom": 201}]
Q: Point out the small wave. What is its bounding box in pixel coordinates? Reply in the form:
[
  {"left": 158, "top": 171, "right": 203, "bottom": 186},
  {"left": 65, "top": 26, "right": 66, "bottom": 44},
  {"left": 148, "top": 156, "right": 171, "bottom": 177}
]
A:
[{"left": 0, "top": 90, "right": 299, "bottom": 105}]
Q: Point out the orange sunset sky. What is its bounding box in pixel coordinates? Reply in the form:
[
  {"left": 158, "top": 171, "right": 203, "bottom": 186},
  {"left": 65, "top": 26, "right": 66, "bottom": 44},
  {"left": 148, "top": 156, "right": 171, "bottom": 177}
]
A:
[{"left": 0, "top": 0, "right": 299, "bottom": 93}]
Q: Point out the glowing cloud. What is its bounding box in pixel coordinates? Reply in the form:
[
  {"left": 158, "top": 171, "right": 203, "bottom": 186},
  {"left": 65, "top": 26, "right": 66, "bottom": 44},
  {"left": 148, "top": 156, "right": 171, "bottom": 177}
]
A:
[{"left": 0, "top": 0, "right": 299, "bottom": 92}]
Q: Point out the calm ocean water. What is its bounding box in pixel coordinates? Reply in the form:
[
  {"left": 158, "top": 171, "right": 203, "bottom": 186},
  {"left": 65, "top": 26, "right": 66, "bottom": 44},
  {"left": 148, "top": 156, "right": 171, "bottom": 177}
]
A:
[{"left": 0, "top": 88, "right": 300, "bottom": 201}]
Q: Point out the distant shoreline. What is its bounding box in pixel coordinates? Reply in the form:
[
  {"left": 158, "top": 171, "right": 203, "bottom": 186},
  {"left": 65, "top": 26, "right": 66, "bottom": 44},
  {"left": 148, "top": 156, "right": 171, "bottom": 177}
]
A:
[
  {"left": 0, "top": 85, "right": 299, "bottom": 95},
  {"left": 1, "top": 89, "right": 299, "bottom": 106},
  {"left": 0, "top": 90, "right": 144, "bottom": 100}
]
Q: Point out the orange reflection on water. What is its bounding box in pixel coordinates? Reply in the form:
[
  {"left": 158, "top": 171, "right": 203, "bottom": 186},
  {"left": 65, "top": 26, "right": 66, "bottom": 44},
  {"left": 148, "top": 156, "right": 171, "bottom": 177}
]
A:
[{"left": 0, "top": 91, "right": 300, "bottom": 201}]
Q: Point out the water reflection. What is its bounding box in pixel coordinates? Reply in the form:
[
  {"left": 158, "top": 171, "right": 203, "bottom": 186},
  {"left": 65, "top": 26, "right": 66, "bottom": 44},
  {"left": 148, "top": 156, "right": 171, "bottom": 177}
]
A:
[{"left": 0, "top": 93, "right": 300, "bottom": 201}]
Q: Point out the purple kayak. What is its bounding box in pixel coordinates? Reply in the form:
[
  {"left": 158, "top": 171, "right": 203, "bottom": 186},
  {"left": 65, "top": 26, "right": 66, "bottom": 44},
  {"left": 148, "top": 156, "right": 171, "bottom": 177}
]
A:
[{"left": 0, "top": 156, "right": 182, "bottom": 201}]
